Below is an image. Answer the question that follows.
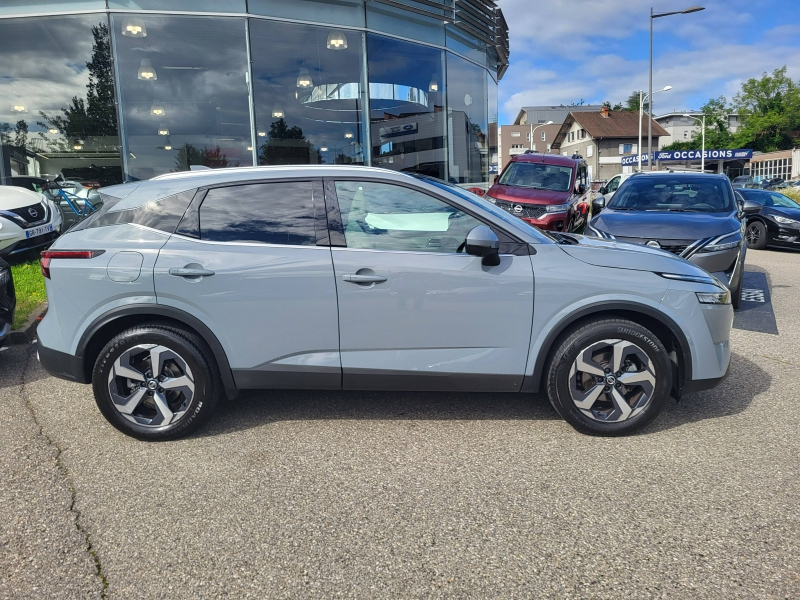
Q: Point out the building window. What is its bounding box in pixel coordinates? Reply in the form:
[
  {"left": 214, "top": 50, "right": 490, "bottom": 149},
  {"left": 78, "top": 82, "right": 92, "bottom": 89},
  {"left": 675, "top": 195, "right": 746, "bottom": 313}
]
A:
[
  {"left": 586, "top": 145, "right": 593, "bottom": 158},
  {"left": 619, "top": 143, "right": 633, "bottom": 155},
  {"left": 112, "top": 13, "right": 252, "bottom": 180},
  {"left": 446, "top": 52, "right": 489, "bottom": 185},
  {"left": 0, "top": 15, "right": 123, "bottom": 186},
  {"left": 251, "top": 19, "right": 365, "bottom": 167},
  {"left": 684, "top": 130, "right": 689, "bottom": 139},
  {"left": 369, "top": 34, "right": 446, "bottom": 179},
  {"left": 511, "top": 131, "right": 520, "bottom": 137},
  {"left": 541, "top": 131, "right": 546, "bottom": 141}
]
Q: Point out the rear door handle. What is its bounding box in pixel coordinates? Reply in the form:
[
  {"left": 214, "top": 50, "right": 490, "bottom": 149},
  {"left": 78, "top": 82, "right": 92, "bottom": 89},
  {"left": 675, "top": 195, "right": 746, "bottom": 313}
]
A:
[
  {"left": 343, "top": 274, "right": 387, "bottom": 284},
  {"left": 169, "top": 267, "right": 215, "bottom": 278}
]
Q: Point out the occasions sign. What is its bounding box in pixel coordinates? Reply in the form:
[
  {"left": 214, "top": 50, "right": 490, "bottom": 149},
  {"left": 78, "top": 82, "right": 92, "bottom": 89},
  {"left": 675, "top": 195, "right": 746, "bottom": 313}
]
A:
[{"left": 621, "top": 149, "right": 753, "bottom": 166}]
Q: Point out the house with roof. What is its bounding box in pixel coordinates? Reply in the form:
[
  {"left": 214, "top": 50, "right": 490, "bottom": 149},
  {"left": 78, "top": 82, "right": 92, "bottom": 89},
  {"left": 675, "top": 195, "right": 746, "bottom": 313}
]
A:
[{"left": 551, "top": 106, "right": 669, "bottom": 181}]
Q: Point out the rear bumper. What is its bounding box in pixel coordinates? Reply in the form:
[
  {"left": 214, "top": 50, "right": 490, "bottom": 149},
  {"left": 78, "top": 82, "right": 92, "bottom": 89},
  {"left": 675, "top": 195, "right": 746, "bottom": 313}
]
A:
[{"left": 37, "top": 343, "right": 88, "bottom": 383}]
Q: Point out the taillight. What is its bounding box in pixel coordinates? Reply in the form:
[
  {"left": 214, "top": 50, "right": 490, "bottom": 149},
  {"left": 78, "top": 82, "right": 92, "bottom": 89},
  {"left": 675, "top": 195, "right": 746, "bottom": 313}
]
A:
[{"left": 40, "top": 250, "right": 105, "bottom": 279}]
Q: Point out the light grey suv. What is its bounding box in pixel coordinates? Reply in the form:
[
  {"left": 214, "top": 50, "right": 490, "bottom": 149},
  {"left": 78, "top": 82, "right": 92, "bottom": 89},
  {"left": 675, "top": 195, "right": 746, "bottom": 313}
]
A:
[{"left": 37, "top": 166, "right": 733, "bottom": 440}]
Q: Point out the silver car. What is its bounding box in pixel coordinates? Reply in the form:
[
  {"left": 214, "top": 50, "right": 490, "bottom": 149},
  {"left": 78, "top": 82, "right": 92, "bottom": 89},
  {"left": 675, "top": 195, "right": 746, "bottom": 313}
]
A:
[{"left": 36, "top": 166, "right": 733, "bottom": 440}]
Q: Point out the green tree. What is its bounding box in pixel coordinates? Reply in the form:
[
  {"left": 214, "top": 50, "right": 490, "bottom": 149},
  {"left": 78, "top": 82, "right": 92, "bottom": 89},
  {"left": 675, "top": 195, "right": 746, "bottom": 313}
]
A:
[
  {"left": 259, "top": 118, "right": 321, "bottom": 165},
  {"left": 732, "top": 66, "right": 800, "bottom": 152},
  {"left": 174, "top": 144, "right": 233, "bottom": 171}
]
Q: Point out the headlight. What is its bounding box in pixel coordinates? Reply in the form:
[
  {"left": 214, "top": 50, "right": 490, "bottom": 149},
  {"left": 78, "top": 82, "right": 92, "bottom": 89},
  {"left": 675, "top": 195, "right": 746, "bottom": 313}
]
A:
[
  {"left": 696, "top": 290, "right": 731, "bottom": 305},
  {"left": 485, "top": 195, "right": 497, "bottom": 204},
  {"left": 774, "top": 215, "right": 800, "bottom": 226},
  {"left": 698, "top": 232, "right": 743, "bottom": 253},
  {"left": 546, "top": 203, "right": 570, "bottom": 213},
  {"left": 660, "top": 272, "right": 718, "bottom": 285}
]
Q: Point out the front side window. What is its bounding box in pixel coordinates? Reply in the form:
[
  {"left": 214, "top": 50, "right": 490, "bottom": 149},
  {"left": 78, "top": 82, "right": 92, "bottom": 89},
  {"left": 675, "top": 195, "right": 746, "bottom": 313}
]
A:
[
  {"left": 607, "top": 176, "right": 620, "bottom": 192},
  {"left": 498, "top": 162, "right": 573, "bottom": 192},
  {"left": 609, "top": 178, "right": 735, "bottom": 213},
  {"left": 200, "top": 182, "right": 316, "bottom": 245},
  {"left": 335, "top": 180, "right": 481, "bottom": 253}
]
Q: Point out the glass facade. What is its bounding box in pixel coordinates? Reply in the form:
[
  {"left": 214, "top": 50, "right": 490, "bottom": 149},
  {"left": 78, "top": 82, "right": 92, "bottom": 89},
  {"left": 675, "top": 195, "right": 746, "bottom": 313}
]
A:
[{"left": 0, "top": 1, "right": 507, "bottom": 190}]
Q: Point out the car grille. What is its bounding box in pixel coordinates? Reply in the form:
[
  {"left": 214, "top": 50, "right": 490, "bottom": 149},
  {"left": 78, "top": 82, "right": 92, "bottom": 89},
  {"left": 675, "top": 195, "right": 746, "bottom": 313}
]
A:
[
  {"left": 494, "top": 199, "right": 547, "bottom": 220},
  {"left": 7, "top": 202, "right": 47, "bottom": 226},
  {"left": 658, "top": 244, "right": 689, "bottom": 256},
  {"left": 616, "top": 236, "right": 695, "bottom": 257}
]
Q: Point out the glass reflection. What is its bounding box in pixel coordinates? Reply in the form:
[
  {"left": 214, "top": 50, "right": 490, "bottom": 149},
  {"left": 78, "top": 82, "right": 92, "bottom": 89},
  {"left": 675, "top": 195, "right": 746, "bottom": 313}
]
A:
[
  {"left": 0, "top": 1, "right": 104, "bottom": 15},
  {"left": 250, "top": 20, "right": 365, "bottom": 166},
  {"left": 447, "top": 54, "right": 488, "bottom": 186},
  {"left": 367, "top": 34, "right": 446, "bottom": 180},
  {"left": 0, "top": 15, "right": 122, "bottom": 188},
  {"left": 111, "top": 14, "right": 252, "bottom": 180},
  {"left": 249, "top": 0, "right": 365, "bottom": 28},
  {"left": 108, "top": 0, "right": 246, "bottom": 11}
]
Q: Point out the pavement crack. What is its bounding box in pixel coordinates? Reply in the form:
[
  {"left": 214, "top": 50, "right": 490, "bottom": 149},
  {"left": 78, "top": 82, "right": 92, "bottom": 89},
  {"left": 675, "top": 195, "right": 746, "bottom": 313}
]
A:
[{"left": 20, "top": 345, "right": 109, "bottom": 598}]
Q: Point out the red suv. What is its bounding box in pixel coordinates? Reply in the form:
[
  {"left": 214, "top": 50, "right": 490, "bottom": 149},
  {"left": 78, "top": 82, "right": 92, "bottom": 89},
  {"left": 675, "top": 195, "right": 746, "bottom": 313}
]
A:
[{"left": 486, "top": 152, "right": 591, "bottom": 232}]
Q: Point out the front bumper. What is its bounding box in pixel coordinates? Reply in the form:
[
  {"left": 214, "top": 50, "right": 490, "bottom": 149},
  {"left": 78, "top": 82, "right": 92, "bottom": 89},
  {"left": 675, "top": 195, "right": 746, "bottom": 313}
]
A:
[{"left": 521, "top": 212, "right": 568, "bottom": 231}]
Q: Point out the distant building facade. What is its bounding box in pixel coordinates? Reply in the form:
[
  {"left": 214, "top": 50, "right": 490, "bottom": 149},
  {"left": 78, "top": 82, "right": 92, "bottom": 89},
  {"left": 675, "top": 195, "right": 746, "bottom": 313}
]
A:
[
  {"left": 497, "top": 123, "right": 561, "bottom": 171},
  {"left": 655, "top": 112, "right": 740, "bottom": 149},
  {"left": 514, "top": 105, "right": 605, "bottom": 126},
  {"left": 746, "top": 149, "right": 800, "bottom": 182},
  {"left": 552, "top": 107, "right": 668, "bottom": 181}
]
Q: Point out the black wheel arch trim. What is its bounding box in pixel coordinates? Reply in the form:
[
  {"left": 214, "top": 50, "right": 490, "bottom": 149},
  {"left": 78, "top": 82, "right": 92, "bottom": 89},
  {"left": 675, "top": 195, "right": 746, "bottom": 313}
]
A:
[
  {"left": 77, "top": 304, "right": 237, "bottom": 399},
  {"left": 522, "top": 301, "right": 693, "bottom": 397}
]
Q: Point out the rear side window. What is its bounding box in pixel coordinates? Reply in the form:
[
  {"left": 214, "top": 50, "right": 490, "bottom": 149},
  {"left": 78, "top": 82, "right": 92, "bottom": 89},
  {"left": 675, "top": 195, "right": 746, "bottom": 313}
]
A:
[
  {"left": 199, "top": 182, "right": 315, "bottom": 246},
  {"left": 77, "top": 190, "right": 196, "bottom": 233}
]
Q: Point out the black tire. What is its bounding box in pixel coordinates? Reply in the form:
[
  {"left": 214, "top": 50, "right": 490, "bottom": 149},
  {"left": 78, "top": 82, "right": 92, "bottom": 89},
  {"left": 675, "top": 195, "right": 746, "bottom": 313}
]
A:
[
  {"left": 545, "top": 318, "right": 672, "bottom": 436},
  {"left": 92, "top": 325, "right": 221, "bottom": 441},
  {"left": 745, "top": 220, "right": 768, "bottom": 250}
]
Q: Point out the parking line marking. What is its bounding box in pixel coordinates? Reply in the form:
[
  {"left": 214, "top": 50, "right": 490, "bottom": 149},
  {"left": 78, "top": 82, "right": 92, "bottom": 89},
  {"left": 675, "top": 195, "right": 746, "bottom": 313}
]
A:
[{"left": 741, "top": 289, "right": 765, "bottom": 303}]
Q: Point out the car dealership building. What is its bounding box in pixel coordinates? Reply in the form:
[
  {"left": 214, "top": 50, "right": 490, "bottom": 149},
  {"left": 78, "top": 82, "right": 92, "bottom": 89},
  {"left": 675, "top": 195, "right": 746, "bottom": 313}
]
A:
[{"left": 0, "top": 0, "right": 508, "bottom": 189}]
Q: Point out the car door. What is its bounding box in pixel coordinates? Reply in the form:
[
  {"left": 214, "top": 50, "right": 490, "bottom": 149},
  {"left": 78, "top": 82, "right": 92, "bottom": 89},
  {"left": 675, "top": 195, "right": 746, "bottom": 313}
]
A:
[
  {"left": 154, "top": 179, "right": 341, "bottom": 389},
  {"left": 327, "top": 178, "right": 534, "bottom": 392}
]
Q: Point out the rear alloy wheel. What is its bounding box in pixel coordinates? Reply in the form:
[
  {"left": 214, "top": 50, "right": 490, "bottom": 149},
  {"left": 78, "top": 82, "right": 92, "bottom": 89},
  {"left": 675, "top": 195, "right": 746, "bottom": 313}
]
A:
[
  {"left": 93, "top": 325, "right": 220, "bottom": 440},
  {"left": 546, "top": 319, "right": 672, "bottom": 436},
  {"left": 745, "top": 221, "right": 768, "bottom": 250}
]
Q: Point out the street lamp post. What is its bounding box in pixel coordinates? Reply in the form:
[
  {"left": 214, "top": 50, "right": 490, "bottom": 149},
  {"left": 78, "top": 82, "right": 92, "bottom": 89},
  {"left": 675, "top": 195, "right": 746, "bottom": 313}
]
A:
[
  {"left": 649, "top": 5, "right": 704, "bottom": 169},
  {"left": 639, "top": 86, "right": 671, "bottom": 171},
  {"left": 530, "top": 120, "right": 553, "bottom": 152},
  {"left": 683, "top": 113, "right": 706, "bottom": 172}
]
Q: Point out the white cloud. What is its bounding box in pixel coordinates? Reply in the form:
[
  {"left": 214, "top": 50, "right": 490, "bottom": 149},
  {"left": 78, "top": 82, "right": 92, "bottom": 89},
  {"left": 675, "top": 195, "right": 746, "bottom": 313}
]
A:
[{"left": 498, "top": 0, "right": 800, "bottom": 121}]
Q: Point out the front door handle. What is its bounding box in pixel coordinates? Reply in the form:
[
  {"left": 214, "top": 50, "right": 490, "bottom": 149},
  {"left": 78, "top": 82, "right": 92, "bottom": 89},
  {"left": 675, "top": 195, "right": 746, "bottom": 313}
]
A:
[
  {"left": 169, "top": 267, "right": 215, "bottom": 278},
  {"left": 343, "top": 273, "right": 387, "bottom": 284}
]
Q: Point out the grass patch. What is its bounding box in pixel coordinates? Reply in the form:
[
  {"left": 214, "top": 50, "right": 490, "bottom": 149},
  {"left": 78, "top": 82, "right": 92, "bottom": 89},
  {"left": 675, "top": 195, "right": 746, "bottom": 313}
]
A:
[{"left": 8, "top": 255, "right": 47, "bottom": 329}]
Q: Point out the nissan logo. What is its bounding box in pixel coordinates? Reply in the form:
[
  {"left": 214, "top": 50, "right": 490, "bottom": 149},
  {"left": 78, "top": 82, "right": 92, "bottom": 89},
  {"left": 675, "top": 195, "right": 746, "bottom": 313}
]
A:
[
  {"left": 28, "top": 207, "right": 39, "bottom": 218},
  {"left": 646, "top": 240, "right": 661, "bottom": 249},
  {"left": 513, "top": 205, "right": 523, "bottom": 213}
]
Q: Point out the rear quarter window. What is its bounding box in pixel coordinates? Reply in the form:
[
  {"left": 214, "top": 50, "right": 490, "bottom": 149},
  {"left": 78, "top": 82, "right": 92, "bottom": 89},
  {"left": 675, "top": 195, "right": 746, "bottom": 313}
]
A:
[{"left": 76, "top": 189, "right": 196, "bottom": 233}]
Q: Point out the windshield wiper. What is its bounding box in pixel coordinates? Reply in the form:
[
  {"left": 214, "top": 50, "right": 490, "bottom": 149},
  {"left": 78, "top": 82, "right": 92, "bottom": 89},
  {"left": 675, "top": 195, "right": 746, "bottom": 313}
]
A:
[{"left": 554, "top": 232, "right": 580, "bottom": 245}]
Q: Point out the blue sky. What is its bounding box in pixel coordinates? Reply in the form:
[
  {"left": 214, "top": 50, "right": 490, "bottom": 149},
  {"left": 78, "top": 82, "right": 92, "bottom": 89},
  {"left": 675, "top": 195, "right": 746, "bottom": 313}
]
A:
[{"left": 498, "top": 0, "right": 800, "bottom": 124}]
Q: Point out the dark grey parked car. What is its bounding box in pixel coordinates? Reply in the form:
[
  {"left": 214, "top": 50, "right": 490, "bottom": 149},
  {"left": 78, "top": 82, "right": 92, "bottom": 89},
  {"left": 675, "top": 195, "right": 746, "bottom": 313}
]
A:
[{"left": 588, "top": 172, "right": 748, "bottom": 308}]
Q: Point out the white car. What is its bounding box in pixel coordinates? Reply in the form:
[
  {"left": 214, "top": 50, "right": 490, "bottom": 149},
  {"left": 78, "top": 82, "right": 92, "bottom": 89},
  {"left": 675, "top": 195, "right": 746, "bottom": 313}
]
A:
[{"left": 0, "top": 186, "right": 63, "bottom": 257}]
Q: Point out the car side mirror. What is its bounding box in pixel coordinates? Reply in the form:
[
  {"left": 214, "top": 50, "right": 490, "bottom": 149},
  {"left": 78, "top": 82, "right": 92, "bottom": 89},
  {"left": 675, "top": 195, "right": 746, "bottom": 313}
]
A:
[
  {"left": 592, "top": 195, "right": 607, "bottom": 214},
  {"left": 465, "top": 225, "right": 501, "bottom": 267},
  {"left": 493, "top": 175, "right": 500, "bottom": 184},
  {"left": 740, "top": 199, "right": 761, "bottom": 215},
  {"left": 598, "top": 186, "right": 607, "bottom": 195}
]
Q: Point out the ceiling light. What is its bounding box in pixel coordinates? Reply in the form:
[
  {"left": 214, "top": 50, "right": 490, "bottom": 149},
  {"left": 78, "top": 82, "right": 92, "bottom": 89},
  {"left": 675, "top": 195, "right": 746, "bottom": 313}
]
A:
[
  {"left": 151, "top": 101, "right": 165, "bottom": 116},
  {"left": 48, "top": 127, "right": 59, "bottom": 134},
  {"left": 428, "top": 78, "right": 439, "bottom": 92},
  {"left": 164, "top": 145, "right": 172, "bottom": 150},
  {"left": 138, "top": 59, "right": 157, "bottom": 81},
  {"left": 272, "top": 104, "right": 284, "bottom": 118},
  {"left": 344, "top": 130, "right": 354, "bottom": 139},
  {"left": 297, "top": 68, "right": 313, "bottom": 89},
  {"left": 158, "top": 124, "right": 169, "bottom": 136},
  {"left": 11, "top": 104, "right": 26, "bottom": 113},
  {"left": 121, "top": 17, "right": 147, "bottom": 38},
  {"left": 327, "top": 31, "right": 348, "bottom": 50},
  {"left": 247, "top": 146, "right": 253, "bottom": 151},
  {"left": 320, "top": 147, "right": 328, "bottom": 152},
  {"left": 257, "top": 131, "right": 266, "bottom": 137}
]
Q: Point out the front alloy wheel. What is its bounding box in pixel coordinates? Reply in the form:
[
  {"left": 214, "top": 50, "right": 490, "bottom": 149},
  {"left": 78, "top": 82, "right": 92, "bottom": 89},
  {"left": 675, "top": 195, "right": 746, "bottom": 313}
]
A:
[
  {"left": 93, "top": 325, "right": 220, "bottom": 440},
  {"left": 546, "top": 319, "right": 672, "bottom": 436}
]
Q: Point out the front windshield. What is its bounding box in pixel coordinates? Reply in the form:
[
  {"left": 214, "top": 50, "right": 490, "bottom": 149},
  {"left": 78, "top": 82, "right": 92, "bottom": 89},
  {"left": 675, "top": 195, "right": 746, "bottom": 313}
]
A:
[
  {"left": 743, "top": 190, "right": 800, "bottom": 209},
  {"left": 607, "top": 177, "right": 735, "bottom": 213},
  {"left": 498, "top": 162, "right": 573, "bottom": 192}
]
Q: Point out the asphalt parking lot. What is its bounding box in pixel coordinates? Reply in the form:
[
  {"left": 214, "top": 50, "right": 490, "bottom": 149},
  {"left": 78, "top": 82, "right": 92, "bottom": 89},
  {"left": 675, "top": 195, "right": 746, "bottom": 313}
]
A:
[{"left": 1, "top": 249, "right": 799, "bottom": 599}]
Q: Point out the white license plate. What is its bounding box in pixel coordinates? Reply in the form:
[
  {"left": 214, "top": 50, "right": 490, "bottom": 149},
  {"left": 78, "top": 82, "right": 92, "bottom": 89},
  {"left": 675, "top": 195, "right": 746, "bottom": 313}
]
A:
[{"left": 25, "top": 224, "right": 54, "bottom": 239}]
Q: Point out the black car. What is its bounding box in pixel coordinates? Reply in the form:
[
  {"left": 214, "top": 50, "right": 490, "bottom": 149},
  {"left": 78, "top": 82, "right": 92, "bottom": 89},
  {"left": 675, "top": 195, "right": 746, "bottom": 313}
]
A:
[
  {"left": 735, "top": 188, "right": 800, "bottom": 250},
  {"left": 0, "top": 258, "right": 15, "bottom": 344},
  {"left": 588, "top": 172, "right": 749, "bottom": 308}
]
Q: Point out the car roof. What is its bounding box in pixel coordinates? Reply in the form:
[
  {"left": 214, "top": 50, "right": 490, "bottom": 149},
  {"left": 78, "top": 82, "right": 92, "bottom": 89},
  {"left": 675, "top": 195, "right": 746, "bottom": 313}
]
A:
[
  {"left": 509, "top": 153, "right": 578, "bottom": 168},
  {"left": 626, "top": 171, "right": 729, "bottom": 181},
  {"left": 104, "top": 165, "right": 444, "bottom": 212}
]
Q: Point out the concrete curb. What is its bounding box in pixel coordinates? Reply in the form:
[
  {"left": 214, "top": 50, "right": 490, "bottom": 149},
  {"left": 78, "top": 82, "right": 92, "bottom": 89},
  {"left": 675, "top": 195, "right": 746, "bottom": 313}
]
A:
[{"left": 7, "top": 302, "right": 48, "bottom": 345}]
